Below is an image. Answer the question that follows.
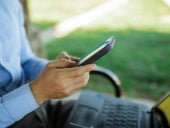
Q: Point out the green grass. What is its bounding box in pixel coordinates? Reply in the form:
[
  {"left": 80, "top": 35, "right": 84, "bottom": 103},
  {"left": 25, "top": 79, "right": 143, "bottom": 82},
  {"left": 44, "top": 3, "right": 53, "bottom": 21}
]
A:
[
  {"left": 45, "top": 29, "right": 170, "bottom": 100},
  {"left": 29, "top": 0, "right": 170, "bottom": 100}
]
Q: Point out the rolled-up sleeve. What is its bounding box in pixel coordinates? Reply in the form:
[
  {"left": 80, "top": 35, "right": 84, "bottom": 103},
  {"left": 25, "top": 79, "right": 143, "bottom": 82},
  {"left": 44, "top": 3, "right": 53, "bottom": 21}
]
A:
[{"left": 0, "top": 84, "right": 38, "bottom": 128}]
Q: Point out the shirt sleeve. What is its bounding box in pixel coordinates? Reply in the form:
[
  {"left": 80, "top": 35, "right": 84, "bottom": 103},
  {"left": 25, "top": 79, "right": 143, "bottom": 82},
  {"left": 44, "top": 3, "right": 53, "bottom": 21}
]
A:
[
  {"left": 19, "top": 24, "right": 49, "bottom": 82},
  {"left": 22, "top": 57, "right": 48, "bottom": 82},
  {"left": 0, "top": 84, "right": 39, "bottom": 128}
]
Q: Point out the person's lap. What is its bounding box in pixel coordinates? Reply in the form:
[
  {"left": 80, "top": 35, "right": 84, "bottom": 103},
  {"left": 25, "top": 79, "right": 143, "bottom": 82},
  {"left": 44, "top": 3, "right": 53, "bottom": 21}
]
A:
[{"left": 8, "top": 100, "right": 75, "bottom": 128}]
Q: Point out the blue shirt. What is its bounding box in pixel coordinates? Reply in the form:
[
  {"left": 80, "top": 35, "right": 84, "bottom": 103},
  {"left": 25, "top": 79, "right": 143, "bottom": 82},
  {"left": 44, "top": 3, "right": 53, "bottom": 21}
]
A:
[{"left": 0, "top": 0, "right": 48, "bottom": 127}]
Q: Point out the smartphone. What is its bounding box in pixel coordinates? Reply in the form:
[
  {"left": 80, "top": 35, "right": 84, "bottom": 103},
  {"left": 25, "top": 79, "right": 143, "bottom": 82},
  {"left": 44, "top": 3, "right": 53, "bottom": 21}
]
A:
[{"left": 77, "top": 36, "right": 115, "bottom": 66}]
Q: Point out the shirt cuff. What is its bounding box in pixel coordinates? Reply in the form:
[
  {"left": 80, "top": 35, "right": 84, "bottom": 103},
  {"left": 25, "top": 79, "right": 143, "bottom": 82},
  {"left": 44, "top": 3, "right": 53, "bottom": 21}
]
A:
[{"left": 3, "top": 83, "right": 39, "bottom": 121}]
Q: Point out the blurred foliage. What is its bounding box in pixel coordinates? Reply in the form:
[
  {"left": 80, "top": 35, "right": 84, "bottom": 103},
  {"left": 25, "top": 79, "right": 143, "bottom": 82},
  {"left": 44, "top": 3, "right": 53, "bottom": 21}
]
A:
[{"left": 29, "top": 0, "right": 170, "bottom": 100}]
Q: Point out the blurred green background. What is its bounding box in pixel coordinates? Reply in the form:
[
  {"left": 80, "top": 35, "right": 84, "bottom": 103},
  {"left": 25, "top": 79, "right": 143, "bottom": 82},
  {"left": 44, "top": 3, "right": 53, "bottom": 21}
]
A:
[{"left": 28, "top": 0, "right": 170, "bottom": 100}]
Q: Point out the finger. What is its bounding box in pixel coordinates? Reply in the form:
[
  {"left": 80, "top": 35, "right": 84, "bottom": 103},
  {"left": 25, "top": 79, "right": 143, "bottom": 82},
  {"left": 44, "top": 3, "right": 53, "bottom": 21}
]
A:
[
  {"left": 47, "top": 59, "right": 76, "bottom": 69},
  {"left": 52, "top": 73, "right": 88, "bottom": 98},
  {"left": 64, "top": 87, "right": 82, "bottom": 97},
  {"left": 70, "top": 56, "right": 79, "bottom": 62},
  {"left": 58, "top": 51, "right": 79, "bottom": 62},
  {"left": 66, "top": 78, "right": 88, "bottom": 94},
  {"left": 60, "top": 53, "right": 79, "bottom": 62},
  {"left": 57, "top": 51, "right": 71, "bottom": 60},
  {"left": 63, "top": 72, "right": 89, "bottom": 88},
  {"left": 61, "top": 51, "right": 70, "bottom": 60},
  {"left": 59, "top": 64, "right": 96, "bottom": 78}
]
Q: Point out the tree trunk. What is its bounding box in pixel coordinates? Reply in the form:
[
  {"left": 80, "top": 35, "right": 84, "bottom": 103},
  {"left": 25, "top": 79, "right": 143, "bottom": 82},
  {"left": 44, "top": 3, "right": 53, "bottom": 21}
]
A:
[{"left": 20, "top": 0, "right": 46, "bottom": 58}]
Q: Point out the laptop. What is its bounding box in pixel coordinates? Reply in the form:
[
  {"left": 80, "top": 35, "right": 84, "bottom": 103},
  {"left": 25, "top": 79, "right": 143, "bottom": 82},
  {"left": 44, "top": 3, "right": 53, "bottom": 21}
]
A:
[{"left": 64, "top": 90, "right": 170, "bottom": 128}]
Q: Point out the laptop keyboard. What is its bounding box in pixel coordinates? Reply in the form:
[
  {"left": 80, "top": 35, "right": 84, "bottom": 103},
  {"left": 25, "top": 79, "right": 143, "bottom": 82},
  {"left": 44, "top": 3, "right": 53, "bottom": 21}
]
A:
[{"left": 98, "top": 99, "right": 139, "bottom": 128}]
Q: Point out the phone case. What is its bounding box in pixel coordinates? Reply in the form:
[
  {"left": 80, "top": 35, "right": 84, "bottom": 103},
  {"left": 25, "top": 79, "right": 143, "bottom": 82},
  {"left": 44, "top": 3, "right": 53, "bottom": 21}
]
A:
[{"left": 78, "top": 36, "right": 115, "bottom": 66}]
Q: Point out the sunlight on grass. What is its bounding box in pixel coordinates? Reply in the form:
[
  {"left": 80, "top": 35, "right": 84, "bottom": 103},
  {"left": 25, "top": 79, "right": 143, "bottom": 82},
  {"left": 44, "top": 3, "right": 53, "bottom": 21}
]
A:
[
  {"left": 28, "top": 0, "right": 105, "bottom": 23},
  {"left": 83, "top": 0, "right": 170, "bottom": 33}
]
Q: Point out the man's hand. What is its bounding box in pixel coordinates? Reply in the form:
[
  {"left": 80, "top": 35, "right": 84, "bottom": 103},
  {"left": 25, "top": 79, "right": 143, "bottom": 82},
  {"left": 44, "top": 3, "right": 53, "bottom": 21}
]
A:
[
  {"left": 56, "top": 51, "right": 79, "bottom": 62},
  {"left": 30, "top": 58, "right": 96, "bottom": 105}
]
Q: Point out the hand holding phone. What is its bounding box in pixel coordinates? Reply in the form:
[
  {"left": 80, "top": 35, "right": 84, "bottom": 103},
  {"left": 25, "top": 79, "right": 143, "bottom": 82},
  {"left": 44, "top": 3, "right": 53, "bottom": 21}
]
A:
[{"left": 77, "top": 36, "right": 115, "bottom": 66}]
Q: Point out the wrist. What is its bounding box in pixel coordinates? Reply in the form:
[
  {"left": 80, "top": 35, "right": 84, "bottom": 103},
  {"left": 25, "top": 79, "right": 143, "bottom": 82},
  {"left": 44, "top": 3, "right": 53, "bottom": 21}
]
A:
[{"left": 30, "top": 81, "right": 48, "bottom": 105}]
